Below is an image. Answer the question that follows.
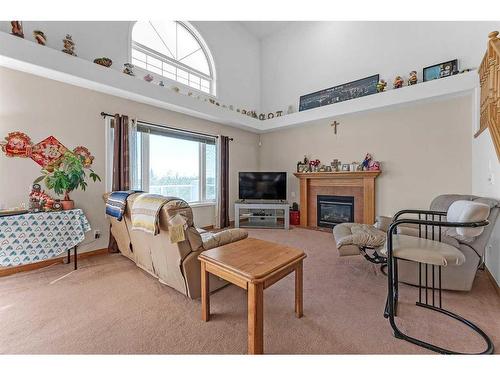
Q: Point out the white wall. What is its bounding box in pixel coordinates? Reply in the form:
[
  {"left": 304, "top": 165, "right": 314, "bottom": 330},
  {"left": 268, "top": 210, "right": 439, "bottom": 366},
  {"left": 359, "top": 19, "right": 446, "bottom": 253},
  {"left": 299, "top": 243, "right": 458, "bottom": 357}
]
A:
[
  {"left": 260, "top": 21, "right": 500, "bottom": 113},
  {"left": 259, "top": 95, "right": 473, "bottom": 217},
  {"left": 0, "top": 21, "right": 261, "bottom": 111},
  {"left": 0, "top": 67, "right": 259, "bottom": 254},
  {"left": 472, "top": 128, "right": 500, "bottom": 286}
]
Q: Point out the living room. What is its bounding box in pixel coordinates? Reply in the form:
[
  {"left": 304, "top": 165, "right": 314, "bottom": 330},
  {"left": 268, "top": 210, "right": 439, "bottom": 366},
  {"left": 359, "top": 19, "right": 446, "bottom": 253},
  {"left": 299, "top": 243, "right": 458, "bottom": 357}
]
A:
[{"left": 1, "top": 0, "right": 500, "bottom": 372}]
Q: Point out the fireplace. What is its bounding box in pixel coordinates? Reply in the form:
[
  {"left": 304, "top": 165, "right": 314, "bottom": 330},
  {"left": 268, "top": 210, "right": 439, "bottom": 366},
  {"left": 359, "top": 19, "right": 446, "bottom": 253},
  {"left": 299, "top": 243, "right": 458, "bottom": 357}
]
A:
[{"left": 316, "top": 195, "right": 354, "bottom": 228}]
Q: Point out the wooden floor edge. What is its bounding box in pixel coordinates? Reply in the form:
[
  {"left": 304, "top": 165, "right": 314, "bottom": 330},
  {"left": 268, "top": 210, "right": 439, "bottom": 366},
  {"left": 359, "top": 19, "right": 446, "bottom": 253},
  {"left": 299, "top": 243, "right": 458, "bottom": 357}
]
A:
[
  {"left": 485, "top": 266, "right": 500, "bottom": 297},
  {"left": 0, "top": 248, "right": 109, "bottom": 277}
]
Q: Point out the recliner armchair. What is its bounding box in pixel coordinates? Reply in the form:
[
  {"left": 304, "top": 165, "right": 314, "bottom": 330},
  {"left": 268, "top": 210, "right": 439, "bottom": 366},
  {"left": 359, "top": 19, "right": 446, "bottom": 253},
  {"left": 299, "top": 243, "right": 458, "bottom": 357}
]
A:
[
  {"left": 333, "top": 194, "right": 500, "bottom": 291},
  {"left": 104, "top": 193, "right": 248, "bottom": 299},
  {"left": 375, "top": 194, "right": 499, "bottom": 291}
]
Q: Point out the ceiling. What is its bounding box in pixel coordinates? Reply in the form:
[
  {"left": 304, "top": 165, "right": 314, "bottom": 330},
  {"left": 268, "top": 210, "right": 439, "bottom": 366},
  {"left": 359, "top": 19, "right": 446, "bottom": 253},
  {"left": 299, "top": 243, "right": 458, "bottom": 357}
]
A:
[{"left": 238, "top": 21, "right": 292, "bottom": 40}]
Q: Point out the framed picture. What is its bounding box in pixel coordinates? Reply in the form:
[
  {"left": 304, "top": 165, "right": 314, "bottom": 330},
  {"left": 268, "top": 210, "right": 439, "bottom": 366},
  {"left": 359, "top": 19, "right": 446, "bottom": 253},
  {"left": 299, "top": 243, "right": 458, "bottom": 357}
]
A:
[
  {"left": 341, "top": 164, "right": 350, "bottom": 171},
  {"left": 423, "top": 59, "right": 458, "bottom": 82},
  {"left": 299, "top": 74, "right": 379, "bottom": 112}
]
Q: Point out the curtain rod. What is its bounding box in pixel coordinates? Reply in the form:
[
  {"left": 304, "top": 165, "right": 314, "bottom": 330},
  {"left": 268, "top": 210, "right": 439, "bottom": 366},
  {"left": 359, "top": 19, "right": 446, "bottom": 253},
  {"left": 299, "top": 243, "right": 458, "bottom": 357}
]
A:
[{"left": 100, "top": 112, "right": 233, "bottom": 141}]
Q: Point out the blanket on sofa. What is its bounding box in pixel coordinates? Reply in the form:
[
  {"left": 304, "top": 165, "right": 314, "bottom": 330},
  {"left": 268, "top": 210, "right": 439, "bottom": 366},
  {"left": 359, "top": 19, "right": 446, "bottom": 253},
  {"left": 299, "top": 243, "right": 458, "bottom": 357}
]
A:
[
  {"left": 105, "top": 190, "right": 141, "bottom": 221},
  {"left": 131, "top": 193, "right": 169, "bottom": 235}
]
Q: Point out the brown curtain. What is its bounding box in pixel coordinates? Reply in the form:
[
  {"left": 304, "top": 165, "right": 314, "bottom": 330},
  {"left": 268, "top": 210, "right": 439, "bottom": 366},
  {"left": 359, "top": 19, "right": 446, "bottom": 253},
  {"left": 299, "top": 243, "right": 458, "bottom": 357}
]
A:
[
  {"left": 108, "top": 114, "right": 130, "bottom": 253},
  {"left": 112, "top": 114, "right": 130, "bottom": 191},
  {"left": 218, "top": 135, "right": 230, "bottom": 228}
]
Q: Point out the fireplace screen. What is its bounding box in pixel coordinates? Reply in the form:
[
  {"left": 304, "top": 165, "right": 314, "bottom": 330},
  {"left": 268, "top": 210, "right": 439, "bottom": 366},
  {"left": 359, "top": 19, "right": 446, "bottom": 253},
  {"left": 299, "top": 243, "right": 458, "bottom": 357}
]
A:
[{"left": 317, "top": 195, "right": 354, "bottom": 228}]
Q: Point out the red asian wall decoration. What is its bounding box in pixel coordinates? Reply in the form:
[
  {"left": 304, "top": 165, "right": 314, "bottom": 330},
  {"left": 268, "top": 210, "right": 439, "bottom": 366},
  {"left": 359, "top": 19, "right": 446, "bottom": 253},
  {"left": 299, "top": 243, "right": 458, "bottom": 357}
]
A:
[{"left": 0, "top": 132, "right": 94, "bottom": 168}]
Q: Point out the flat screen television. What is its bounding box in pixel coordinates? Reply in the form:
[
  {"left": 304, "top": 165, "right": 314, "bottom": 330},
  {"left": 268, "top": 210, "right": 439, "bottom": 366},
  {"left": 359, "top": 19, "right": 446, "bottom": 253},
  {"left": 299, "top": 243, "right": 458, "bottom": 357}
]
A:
[{"left": 238, "top": 172, "right": 287, "bottom": 200}]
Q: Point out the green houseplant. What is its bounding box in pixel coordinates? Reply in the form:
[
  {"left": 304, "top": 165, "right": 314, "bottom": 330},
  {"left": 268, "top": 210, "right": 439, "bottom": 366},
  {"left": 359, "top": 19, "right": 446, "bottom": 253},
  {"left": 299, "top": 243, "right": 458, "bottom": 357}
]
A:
[{"left": 35, "top": 151, "right": 101, "bottom": 210}]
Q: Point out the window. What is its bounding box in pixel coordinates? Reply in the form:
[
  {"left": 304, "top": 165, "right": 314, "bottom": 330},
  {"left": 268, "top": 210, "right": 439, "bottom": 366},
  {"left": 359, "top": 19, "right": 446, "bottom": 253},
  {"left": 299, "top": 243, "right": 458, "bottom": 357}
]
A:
[
  {"left": 106, "top": 118, "right": 217, "bottom": 205},
  {"left": 131, "top": 21, "right": 216, "bottom": 95}
]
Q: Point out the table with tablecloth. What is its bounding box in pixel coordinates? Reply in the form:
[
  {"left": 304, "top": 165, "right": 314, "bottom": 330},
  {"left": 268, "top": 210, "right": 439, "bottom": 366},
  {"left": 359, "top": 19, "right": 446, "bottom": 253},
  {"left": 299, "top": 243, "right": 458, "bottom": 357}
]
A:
[{"left": 0, "top": 208, "right": 90, "bottom": 267}]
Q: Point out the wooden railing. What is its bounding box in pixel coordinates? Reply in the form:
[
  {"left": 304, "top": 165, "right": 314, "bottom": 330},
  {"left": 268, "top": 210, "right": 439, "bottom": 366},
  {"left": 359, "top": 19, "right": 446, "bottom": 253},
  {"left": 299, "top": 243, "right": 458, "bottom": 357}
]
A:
[{"left": 477, "top": 31, "right": 500, "bottom": 161}]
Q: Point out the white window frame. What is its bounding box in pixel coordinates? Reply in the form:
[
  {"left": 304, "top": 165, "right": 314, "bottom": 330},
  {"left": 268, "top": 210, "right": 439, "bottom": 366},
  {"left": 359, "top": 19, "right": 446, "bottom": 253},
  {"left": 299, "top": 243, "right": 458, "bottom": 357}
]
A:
[
  {"left": 105, "top": 118, "right": 217, "bottom": 205},
  {"left": 129, "top": 21, "right": 217, "bottom": 97}
]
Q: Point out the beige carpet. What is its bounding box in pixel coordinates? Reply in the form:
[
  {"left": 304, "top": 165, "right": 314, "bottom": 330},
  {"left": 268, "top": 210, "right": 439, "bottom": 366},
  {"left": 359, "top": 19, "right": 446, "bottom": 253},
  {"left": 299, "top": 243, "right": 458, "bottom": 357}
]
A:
[{"left": 0, "top": 228, "right": 499, "bottom": 354}]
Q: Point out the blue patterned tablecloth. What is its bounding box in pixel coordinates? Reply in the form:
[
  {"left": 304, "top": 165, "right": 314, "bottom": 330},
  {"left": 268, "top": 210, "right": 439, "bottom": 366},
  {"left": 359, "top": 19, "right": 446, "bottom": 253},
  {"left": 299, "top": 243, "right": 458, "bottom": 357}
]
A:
[{"left": 0, "top": 209, "right": 90, "bottom": 267}]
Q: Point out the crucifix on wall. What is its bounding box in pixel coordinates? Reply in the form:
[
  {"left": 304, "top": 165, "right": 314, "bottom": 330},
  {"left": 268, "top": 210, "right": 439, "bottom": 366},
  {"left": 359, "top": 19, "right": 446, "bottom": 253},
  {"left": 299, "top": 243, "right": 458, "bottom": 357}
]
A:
[{"left": 331, "top": 121, "right": 340, "bottom": 134}]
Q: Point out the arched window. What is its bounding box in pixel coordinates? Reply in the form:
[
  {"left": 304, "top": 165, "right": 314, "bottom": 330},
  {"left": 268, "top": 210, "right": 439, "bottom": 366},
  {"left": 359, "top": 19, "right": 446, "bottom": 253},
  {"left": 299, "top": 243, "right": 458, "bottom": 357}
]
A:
[{"left": 131, "top": 21, "right": 216, "bottom": 95}]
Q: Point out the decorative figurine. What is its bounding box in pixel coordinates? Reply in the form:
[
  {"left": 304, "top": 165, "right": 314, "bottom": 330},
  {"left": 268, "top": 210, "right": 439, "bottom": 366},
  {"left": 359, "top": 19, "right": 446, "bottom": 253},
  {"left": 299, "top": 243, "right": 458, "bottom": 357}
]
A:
[
  {"left": 370, "top": 161, "right": 381, "bottom": 171},
  {"left": 29, "top": 183, "right": 53, "bottom": 212},
  {"left": 93, "top": 57, "right": 113, "bottom": 67},
  {"left": 241, "top": 109, "right": 247, "bottom": 115},
  {"left": 33, "top": 30, "right": 47, "bottom": 45},
  {"left": 187, "top": 92, "right": 193, "bottom": 96},
  {"left": 144, "top": 74, "right": 154, "bottom": 82},
  {"left": 10, "top": 21, "right": 24, "bottom": 38},
  {"left": 158, "top": 81, "right": 165, "bottom": 87},
  {"left": 123, "top": 63, "right": 135, "bottom": 76},
  {"left": 408, "top": 71, "right": 418, "bottom": 86},
  {"left": 259, "top": 113, "right": 266, "bottom": 121},
  {"left": 62, "top": 34, "right": 77, "bottom": 56},
  {"left": 297, "top": 155, "right": 310, "bottom": 173},
  {"left": 267, "top": 112, "right": 275, "bottom": 119},
  {"left": 393, "top": 76, "right": 404, "bottom": 89},
  {"left": 361, "top": 153, "right": 373, "bottom": 170},
  {"left": 276, "top": 110, "right": 283, "bottom": 117},
  {"left": 376, "top": 79, "right": 387, "bottom": 92}
]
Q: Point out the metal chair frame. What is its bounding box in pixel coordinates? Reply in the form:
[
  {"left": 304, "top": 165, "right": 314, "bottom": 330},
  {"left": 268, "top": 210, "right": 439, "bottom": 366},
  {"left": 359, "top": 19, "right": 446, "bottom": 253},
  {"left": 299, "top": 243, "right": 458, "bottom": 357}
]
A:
[{"left": 383, "top": 209, "right": 494, "bottom": 355}]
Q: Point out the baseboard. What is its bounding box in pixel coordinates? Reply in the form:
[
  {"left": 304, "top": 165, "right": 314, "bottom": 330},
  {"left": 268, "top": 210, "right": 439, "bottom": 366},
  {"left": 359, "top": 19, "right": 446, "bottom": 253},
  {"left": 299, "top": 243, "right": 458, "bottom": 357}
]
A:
[
  {"left": 0, "top": 248, "right": 109, "bottom": 277},
  {"left": 485, "top": 266, "right": 500, "bottom": 297}
]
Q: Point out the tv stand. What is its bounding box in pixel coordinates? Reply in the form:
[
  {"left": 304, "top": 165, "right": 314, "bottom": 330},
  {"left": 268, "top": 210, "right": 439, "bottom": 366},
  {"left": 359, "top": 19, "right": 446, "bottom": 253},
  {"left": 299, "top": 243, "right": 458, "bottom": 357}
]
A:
[{"left": 235, "top": 201, "right": 289, "bottom": 230}]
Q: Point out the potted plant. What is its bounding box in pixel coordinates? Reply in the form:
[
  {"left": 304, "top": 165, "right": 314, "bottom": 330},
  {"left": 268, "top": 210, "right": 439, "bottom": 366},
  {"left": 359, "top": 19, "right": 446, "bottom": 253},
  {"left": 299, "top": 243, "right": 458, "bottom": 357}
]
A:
[{"left": 34, "top": 152, "right": 101, "bottom": 210}]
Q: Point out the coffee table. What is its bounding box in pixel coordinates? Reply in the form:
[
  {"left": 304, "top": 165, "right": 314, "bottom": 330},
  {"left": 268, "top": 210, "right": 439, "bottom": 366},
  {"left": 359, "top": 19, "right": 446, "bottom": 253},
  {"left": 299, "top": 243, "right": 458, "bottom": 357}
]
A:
[{"left": 198, "top": 237, "right": 306, "bottom": 354}]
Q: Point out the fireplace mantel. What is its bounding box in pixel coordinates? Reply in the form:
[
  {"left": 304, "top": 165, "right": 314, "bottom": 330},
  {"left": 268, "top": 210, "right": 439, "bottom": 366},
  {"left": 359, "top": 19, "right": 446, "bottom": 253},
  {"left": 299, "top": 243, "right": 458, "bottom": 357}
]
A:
[{"left": 293, "top": 171, "right": 381, "bottom": 227}]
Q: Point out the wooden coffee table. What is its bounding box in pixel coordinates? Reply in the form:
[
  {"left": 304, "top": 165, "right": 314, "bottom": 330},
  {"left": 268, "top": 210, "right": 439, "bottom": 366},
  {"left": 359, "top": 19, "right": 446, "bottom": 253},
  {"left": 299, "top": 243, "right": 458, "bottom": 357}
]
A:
[{"left": 198, "top": 238, "right": 306, "bottom": 354}]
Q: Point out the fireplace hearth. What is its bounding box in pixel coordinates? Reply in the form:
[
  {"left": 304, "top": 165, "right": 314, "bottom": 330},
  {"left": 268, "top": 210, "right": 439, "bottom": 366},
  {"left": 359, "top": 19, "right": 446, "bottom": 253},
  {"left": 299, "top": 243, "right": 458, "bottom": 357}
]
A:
[{"left": 317, "top": 195, "right": 354, "bottom": 228}]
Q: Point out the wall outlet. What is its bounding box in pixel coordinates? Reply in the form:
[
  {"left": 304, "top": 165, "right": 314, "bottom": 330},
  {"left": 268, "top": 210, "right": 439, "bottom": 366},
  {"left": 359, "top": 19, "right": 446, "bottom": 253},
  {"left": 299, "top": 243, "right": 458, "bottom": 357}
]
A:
[
  {"left": 488, "top": 173, "right": 495, "bottom": 185},
  {"left": 94, "top": 230, "right": 101, "bottom": 239},
  {"left": 291, "top": 191, "right": 296, "bottom": 198}
]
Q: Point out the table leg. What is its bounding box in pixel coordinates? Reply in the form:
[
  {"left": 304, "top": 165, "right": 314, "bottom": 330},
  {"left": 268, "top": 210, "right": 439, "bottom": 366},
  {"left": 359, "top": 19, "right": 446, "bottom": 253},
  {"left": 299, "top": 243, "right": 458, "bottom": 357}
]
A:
[
  {"left": 74, "top": 246, "right": 77, "bottom": 270},
  {"left": 201, "top": 262, "right": 210, "bottom": 322},
  {"left": 295, "top": 261, "right": 303, "bottom": 318},
  {"left": 248, "top": 282, "right": 264, "bottom": 354},
  {"left": 67, "top": 249, "right": 71, "bottom": 264}
]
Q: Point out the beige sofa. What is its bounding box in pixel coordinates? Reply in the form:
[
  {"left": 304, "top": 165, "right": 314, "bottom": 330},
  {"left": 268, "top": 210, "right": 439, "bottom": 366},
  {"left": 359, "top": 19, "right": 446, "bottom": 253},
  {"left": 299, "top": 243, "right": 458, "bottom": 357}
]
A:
[{"left": 104, "top": 193, "right": 248, "bottom": 299}]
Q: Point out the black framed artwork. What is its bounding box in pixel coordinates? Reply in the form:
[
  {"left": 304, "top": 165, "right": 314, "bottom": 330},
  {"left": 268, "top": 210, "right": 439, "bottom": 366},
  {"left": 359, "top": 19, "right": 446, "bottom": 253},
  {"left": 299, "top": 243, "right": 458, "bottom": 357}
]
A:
[
  {"left": 299, "top": 74, "right": 379, "bottom": 112},
  {"left": 423, "top": 59, "right": 458, "bottom": 82}
]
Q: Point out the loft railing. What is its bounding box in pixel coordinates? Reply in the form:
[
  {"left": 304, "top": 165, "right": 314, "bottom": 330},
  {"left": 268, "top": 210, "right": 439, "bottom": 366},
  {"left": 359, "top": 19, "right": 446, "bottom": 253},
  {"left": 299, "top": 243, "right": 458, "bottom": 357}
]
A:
[{"left": 477, "top": 31, "right": 500, "bottom": 161}]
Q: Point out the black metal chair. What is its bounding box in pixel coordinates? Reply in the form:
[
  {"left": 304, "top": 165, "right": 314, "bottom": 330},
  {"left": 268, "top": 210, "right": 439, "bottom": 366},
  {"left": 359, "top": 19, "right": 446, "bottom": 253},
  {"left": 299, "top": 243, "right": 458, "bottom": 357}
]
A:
[{"left": 383, "top": 209, "right": 494, "bottom": 354}]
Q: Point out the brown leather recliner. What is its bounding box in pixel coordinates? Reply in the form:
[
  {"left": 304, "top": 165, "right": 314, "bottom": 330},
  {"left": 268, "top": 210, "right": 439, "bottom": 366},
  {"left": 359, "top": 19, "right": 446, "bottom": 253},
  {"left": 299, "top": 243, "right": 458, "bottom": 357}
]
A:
[{"left": 104, "top": 193, "right": 248, "bottom": 299}]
